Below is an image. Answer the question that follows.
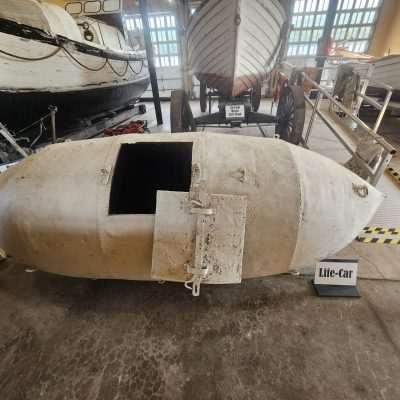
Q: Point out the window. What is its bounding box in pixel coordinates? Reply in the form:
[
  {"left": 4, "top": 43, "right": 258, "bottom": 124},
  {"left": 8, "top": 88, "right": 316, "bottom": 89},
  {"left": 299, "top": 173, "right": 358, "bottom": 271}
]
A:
[
  {"left": 332, "top": 0, "right": 382, "bottom": 53},
  {"left": 287, "top": 0, "right": 382, "bottom": 57},
  {"left": 124, "top": 13, "right": 180, "bottom": 67},
  {"left": 288, "top": 0, "right": 330, "bottom": 57},
  {"left": 109, "top": 143, "right": 193, "bottom": 215}
]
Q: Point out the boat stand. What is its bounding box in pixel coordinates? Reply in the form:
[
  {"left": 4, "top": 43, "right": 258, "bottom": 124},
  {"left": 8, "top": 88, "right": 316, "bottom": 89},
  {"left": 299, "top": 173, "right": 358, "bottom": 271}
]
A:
[
  {"left": 195, "top": 99, "right": 278, "bottom": 138},
  {"left": 0, "top": 102, "right": 147, "bottom": 164},
  {"left": 170, "top": 84, "right": 306, "bottom": 145}
]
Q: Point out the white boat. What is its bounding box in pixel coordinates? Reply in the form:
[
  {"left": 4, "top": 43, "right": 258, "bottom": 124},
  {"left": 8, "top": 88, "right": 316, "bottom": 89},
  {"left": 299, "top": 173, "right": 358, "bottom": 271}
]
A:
[
  {"left": 370, "top": 55, "right": 400, "bottom": 91},
  {"left": 346, "top": 54, "right": 400, "bottom": 99},
  {"left": 0, "top": 133, "right": 382, "bottom": 296},
  {"left": 187, "top": 0, "right": 288, "bottom": 97},
  {"left": 0, "top": 0, "right": 150, "bottom": 137}
]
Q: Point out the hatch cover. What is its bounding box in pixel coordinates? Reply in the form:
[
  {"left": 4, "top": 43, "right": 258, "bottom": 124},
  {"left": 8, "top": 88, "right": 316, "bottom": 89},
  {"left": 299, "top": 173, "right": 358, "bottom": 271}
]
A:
[{"left": 151, "top": 191, "right": 247, "bottom": 292}]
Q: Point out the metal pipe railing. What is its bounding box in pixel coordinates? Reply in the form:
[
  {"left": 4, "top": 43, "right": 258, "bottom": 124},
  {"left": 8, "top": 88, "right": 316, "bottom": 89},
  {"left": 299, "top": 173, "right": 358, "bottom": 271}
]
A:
[
  {"left": 283, "top": 59, "right": 396, "bottom": 186},
  {"left": 356, "top": 91, "right": 383, "bottom": 111},
  {"left": 304, "top": 96, "right": 356, "bottom": 155},
  {"left": 304, "top": 91, "right": 322, "bottom": 144},
  {"left": 301, "top": 72, "right": 396, "bottom": 155},
  {"left": 373, "top": 89, "right": 393, "bottom": 134},
  {"left": 0, "top": 123, "right": 28, "bottom": 159}
]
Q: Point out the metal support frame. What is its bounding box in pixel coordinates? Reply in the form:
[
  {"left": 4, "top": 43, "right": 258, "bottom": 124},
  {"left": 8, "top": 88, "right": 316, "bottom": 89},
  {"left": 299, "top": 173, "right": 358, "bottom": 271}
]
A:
[
  {"left": 139, "top": 0, "right": 163, "bottom": 125},
  {"left": 372, "top": 87, "right": 393, "bottom": 134},
  {"left": 176, "top": 0, "right": 193, "bottom": 96},
  {"left": 0, "top": 123, "right": 28, "bottom": 159},
  {"left": 304, "top": 91, "right": 322, "bottom": 144},
  {"left": 354, "top": 64, "right": 375, "bottom": 115},
  {"left": 296, "top": 64, "right": 396, "bottom": 186},
  {"left": 194, "top": 102, "right": 277, "bottom": 136},
  {"left": 49, "top": 105, "right": 58, "bottom": 144},
  {"left": 193, "top": 90, "right": 277, "bottom": 136}
]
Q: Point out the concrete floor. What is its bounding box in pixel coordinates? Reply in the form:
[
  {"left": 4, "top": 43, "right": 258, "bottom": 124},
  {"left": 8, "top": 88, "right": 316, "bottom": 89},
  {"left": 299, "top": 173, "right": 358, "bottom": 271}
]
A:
[
  {"left": 2, "top": 262, "right": 400, "bottom": 400},
  {"left": 1, "top": 99, "right": 400, "bottom": 399}
]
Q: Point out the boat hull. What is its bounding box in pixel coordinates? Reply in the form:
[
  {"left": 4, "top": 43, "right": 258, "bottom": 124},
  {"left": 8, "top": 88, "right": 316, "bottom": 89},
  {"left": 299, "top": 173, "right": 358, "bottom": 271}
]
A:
[
  {"left": 0, "top": 13, "right": 149, "bottom": 135},
  {"left": 348, "top": 55, "right": 400, "bottom": 100},
  {"left": 187, "top": 0, "right": 287, "bottom": 97},
  {"left": 0, "top": 133, "right": 383, "bottom": 283},
  {"left": 0, "top": 78, "right": 150, "bottom": 134}
]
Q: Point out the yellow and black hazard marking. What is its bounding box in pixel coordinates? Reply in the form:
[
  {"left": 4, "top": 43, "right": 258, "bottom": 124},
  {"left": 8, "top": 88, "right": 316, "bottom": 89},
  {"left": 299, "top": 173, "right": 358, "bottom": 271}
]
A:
[
  {"left": 356, "top": 236, "right": 400, "bottom": 245},
  {"left": 362, "top": 226, "right": 400, "bottom": 235},
  {"left": 357, "top": 226, "right": 400, "bottom": 245},
  {"left": 387, "top": 167, "right": 400, "bottom": 185}
]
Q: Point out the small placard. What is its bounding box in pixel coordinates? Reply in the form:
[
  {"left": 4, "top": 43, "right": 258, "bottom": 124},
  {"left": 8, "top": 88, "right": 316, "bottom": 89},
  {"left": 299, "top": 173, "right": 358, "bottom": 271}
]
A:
[
  {"left": 226, "top": 104, "right": 245, "bottom": 120},
  {"left": 314, "top": 259, "right": 358, "bottom": 286}
]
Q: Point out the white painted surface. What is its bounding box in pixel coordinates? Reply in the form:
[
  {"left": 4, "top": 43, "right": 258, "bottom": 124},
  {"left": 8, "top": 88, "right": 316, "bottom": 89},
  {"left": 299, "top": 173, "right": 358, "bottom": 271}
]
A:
[
  {"left": 152, "top": 191, "right": 247, "bottom": 284},
  {"left": 187, "top": 0, "right": 286, "bottom": 92},
  {"left": 0, "top": 0, "right": 50, "bottom": 32},
  {"left": 41, "top": 3, "right": 82, "bottom": 41},
  {"left": 0, "top": 1, "right": 149, "bottom": 92},
  {"left": 0, "top": 32, "right": 148, "bottom": 91},
  {"left": 350, "top": 55, "right": 400, "bottom": 90},
  {"left": 0, "top": 133, "right": 383, "bottom": 281}
]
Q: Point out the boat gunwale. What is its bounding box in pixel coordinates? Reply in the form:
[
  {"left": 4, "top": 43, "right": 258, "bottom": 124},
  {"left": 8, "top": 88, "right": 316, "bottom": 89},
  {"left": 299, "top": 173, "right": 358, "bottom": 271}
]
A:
[{"left": 0, "top": 18, "right": 146, "bottom": 63}]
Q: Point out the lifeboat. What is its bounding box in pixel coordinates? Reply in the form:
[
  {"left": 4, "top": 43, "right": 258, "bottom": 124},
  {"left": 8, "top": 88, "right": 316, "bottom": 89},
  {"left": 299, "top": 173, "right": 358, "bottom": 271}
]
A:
[
  {"left": 0, "top": 0, "right": 149, "bottom": 136},
  {"left": 187, "top": 0, "right": 288, "bottom": 98}
]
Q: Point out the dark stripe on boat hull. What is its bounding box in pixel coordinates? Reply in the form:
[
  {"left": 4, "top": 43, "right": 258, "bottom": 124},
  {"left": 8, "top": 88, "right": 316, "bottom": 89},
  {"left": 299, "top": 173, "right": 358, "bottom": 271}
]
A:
[{"left": 0, "top": 78, "right": 150, "bottom": 136}]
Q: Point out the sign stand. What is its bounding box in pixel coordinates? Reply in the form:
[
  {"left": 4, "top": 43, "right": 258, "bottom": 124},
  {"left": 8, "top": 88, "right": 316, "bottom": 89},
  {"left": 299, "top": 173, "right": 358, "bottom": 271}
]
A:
[
  {"left": 313, "top": 283, "right": 361, "bottom": 297},
  {"left": 312, "top": 258, "right": 361, "bottom": 298}
]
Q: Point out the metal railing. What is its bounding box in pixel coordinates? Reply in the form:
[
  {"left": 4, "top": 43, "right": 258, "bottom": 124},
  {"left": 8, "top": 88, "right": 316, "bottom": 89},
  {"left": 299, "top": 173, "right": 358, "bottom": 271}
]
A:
[
  {"left": 0, "top": 123, "right": 28, "bottom": 159},
  {"left": 0, "top": 106, "right": 58, "bottom": 163},
  {"left": 284, "top": 61, "right": 396, "bottom": 186}
]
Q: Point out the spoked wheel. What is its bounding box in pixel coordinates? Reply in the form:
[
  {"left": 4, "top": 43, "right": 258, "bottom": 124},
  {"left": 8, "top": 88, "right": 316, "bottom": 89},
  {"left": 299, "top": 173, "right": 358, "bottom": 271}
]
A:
[
  {"left": 200, "top": 81, "right": 207, "bottom": 113},
  {"left": 251, "top": 83, "right": 262, "bottom": 112},
  {"left": 275, "top": 85, "right": 305, "bottom": 145},
  {"left": 170, "top": 90, "right": 197, "bottom": 133}
]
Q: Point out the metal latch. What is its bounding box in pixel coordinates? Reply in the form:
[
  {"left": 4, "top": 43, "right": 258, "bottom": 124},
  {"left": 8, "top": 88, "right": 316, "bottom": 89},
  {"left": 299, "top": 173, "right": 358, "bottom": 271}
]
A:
[{"left": 184, "top": 203, "right": 215, "bottom": 296}]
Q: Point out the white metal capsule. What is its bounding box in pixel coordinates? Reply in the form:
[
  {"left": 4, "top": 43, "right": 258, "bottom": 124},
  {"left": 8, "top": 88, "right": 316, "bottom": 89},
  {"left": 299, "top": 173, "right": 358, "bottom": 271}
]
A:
[{"left": 0, "top": 133, "right": 383, "bottom": 287}]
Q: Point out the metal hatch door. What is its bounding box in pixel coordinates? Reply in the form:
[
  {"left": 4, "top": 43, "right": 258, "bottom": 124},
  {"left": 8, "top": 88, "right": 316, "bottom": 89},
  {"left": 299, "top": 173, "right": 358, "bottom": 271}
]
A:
[{"left": 151, "top": 191, "right": 247, "bottom": 296}]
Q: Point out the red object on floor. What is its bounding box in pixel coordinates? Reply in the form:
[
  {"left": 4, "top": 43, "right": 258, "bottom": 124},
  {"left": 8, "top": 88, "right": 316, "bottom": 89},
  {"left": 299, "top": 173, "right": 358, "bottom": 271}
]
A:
[{"left": 104, "top": 120, "right": 146, "bottom": 136}]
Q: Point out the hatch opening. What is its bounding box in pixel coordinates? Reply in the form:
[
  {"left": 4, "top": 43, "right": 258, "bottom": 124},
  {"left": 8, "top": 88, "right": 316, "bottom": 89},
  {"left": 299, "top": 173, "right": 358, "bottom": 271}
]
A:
[{"left": 109, "top": 142, "right": 193, "bottom": 215}]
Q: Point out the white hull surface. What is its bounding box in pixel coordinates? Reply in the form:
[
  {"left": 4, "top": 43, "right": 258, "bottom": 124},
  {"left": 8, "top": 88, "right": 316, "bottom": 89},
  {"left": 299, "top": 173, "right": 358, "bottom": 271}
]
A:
[
  {"left": 187, "top": 0, "right": 287, "bottom": 97},
  {"left": 0, "top": 0, "right": 149, "bottom": 132},
  {"left": 0, "top": 32, "right": 148, "bottom": 93},
  {"left": 0, "top": 133, "right": 382, "bottom": 291},
  {"left": 348, "top": 55, "right": 400, "bottom": 94}
]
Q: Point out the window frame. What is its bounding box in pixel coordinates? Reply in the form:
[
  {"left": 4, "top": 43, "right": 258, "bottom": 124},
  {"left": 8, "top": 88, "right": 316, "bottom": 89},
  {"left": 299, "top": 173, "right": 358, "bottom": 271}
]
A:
[
  {"left": 287, "top": 0, "right": 383, "bottom": 58},
  {"left": 124, "top": 12, "right": 180, "bottom": 68}
]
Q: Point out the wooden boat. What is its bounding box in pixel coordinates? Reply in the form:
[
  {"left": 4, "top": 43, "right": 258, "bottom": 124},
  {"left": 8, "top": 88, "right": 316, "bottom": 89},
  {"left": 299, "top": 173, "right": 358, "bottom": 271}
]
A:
[
  {"left": 0, "top": 133, "right": 382, "bottom": 296},
  {"left": 0, "top": 0, "right": 150, "bottom": 138},
  {"left": 187, "top": 0, "right": 288, "bottom": 98}
]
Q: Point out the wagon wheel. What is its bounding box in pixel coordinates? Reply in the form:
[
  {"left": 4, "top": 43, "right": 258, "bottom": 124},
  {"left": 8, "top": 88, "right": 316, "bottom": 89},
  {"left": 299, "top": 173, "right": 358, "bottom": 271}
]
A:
[
  {"left": 275, "top": 85, "right": 305, "bottom": 145},
  {"left": 200, "top": 81, "right": 207, "bottom": 113},
  {"left": 170, "top": 90, "right": 197, "bottom": 133},
  {"left": 251, "top": 83, "right": 262, "bottom": 112}
]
